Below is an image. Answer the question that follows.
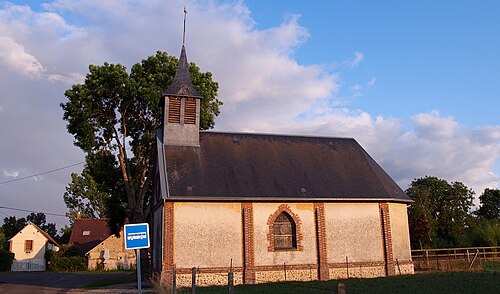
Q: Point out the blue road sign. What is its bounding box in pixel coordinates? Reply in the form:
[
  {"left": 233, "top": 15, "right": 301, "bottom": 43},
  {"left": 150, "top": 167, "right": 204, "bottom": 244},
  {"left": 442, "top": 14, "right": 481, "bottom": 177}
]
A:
[{"left": 124, "top": 223, "right": 150, "bottom": 250}]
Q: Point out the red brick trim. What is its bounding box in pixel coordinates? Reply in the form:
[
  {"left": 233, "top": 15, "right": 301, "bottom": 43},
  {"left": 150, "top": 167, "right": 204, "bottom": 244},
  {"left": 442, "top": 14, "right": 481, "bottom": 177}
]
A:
[
  {"left": 328, "top": 261, "right": 385, "bottom": 268},
  {"left": 242, "top": 202, "right": 255, "bottom": 284},
  {"left": 379, "top": 202, "right": 396, "bottom": 276},
  {"left": 176, "top": 266, "right": 244, "bottom": 274},
  {"left": 162, "top": 202, "right": 175, "bottom": 283},
  {"left": 314, "top": 202, "right": 329, "bottom": 280},
  {"left": 254, "top": 263, "right": 317, "bottom": 271},
  {"left": 267, "top": 204, "right": 304, "bottom": 252}
]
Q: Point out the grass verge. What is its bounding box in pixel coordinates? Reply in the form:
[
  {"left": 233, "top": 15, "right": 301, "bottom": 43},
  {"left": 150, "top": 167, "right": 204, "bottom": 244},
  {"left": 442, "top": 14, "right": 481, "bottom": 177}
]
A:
[{"left": 192, "top": 271, "right": 500, "bottom": 294}]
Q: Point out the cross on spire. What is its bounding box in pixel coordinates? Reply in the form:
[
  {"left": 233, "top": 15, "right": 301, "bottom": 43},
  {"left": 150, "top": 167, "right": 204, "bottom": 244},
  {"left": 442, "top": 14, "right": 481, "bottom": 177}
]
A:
[{"left": 183, "top": 5, "right": 187, "bottom": 46}]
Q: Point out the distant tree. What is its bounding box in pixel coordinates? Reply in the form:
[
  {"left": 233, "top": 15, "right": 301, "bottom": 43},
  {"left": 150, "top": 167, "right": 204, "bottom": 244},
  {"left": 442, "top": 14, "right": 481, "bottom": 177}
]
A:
[
  {"left": 61, "top": 51, "right": 221, "bottom": 233},
  {"left": 58, "top": 225, "right": 72, "bottom": 245},
  {"left": 0, "top": 228, "right": 5, "bottom": 250},
  {"left": 468, "top": 219, "right": 500, "bottom": 247},
  {"left": 1, "top": 213, "right": 58, "bottom": 241},
  {"left": 476, "top": 188, "right": 500, "bottom": 220},
  {"left": 26, "top": 213, "right": 58, "bottom": 239},
  {"left": 1, "top": 216, "right": 26, "bottom": 241},
  {"left": 406, "top": 176, "right": 475, "bottom": 248}
]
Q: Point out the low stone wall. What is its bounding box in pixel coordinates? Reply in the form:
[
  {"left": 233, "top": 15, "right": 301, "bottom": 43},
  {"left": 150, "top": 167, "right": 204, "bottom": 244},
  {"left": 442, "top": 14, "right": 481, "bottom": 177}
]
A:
[
  {"left": 395, "top": 262, "right": 414, "bottom": 275},
  {"left": 176, "top": 271, "right": 243, "bottom": 288},
  {"left": 329, "top": 265, "right": 386, "bottom": 279},
  {"left": 254, "top": 269, "right": 318, "bottom": 284}
]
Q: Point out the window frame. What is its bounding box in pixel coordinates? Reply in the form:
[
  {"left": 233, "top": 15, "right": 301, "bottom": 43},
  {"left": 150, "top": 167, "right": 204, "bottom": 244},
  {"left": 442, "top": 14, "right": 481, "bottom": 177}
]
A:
[
  {"left": 24, "top": 240, "right": 33, "bottom": 253},
  {"left": 267, "top": 204, "right": 303, "bottom": 252}
]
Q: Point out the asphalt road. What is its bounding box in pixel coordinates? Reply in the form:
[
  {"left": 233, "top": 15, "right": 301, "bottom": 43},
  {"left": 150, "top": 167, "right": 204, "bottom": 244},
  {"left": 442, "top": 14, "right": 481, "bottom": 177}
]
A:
[{"left": 0, "top": 271, "right": 136, "bottom": 294}]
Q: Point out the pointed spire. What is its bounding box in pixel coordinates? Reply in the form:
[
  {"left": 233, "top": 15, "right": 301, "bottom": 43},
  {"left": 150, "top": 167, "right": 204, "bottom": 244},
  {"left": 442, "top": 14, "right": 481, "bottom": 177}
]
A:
[
  {"left": 164, "top": 6, "right": 202, "bottom": 98},
  {"left": 164, "top": 45, "right": 202, "bottom": 98}
]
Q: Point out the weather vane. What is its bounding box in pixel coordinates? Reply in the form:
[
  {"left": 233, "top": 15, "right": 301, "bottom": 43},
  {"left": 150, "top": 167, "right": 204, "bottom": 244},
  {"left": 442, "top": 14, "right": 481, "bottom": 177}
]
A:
[{"left": 183, "top": 5, "right": 187, "bottom": 46}]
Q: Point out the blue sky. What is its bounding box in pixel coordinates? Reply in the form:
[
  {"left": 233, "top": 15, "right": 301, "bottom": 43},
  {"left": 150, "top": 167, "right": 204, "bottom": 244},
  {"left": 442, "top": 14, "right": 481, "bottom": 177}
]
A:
[
  {"left": 245, "top": 1, "right": 500, "bottom": 127},
  {"left": 0, "top": 0, "right": 499, "bottom": 227}
]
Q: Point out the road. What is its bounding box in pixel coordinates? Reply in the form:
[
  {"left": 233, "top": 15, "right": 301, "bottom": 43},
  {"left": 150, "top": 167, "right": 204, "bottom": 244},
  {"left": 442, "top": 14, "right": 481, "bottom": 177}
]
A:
[{"left": 0, "top": 271, "right": 137, "bottom": 293}]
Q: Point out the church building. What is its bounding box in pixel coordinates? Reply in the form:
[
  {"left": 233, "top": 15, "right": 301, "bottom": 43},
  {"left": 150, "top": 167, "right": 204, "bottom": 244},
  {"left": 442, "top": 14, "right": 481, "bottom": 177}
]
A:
[{"left": 151, "top": 43, "right": 414, "bottom": 287}]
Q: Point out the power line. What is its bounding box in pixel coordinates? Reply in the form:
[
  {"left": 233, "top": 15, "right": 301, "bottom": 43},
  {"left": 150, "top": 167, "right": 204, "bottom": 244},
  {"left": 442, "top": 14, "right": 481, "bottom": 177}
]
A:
[
  {"left": 0, "top": 161, "right": 84, "bottom": 185},
  {"left": 0, "top": 206, "right": 66, "bottom": 217}
]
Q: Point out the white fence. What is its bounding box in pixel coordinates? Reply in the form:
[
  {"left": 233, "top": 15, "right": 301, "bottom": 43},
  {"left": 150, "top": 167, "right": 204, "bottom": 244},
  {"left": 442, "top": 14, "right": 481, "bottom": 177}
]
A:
[{"left": 11, "top": 259, "right": 46, "bottom": 271}]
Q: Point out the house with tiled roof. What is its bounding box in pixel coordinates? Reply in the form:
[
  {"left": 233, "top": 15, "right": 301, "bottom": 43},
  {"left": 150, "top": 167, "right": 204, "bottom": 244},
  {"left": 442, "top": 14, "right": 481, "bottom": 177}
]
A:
[
  {"left": 69, "top": 217, "right": 135, "bottom": 270},
  {"left": 151, "top": 39, "right": 414, "bottom": 287},
  {"left": 9, "top": 223, "right": 60, "bottom": 271}
]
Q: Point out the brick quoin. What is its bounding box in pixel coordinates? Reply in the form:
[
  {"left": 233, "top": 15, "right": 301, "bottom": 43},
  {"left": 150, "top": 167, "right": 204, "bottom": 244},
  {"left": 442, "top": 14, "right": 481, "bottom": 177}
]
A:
[
  {"left": 314, "top": 202, "right": 329, "bottom": 281},
  {"left": 162, "top": 201, "right": 175, "bottom": 283},
  {"left": 379, "top": 202, "right": 396, "bottom": 276},
  {"left": 242, "top": 202, "right": 256, "bottom": 284}
]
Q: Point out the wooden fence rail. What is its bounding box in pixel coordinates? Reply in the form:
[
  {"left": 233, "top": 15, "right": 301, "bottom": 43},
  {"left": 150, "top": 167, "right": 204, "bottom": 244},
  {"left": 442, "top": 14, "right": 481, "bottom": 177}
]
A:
[{"left": 411, "top": 246, "right": 500, "bottom": 271}]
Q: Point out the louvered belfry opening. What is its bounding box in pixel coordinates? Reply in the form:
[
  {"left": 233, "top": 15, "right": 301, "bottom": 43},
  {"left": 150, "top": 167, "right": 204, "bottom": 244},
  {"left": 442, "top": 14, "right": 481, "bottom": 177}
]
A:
[
  {"left": 273, "top": 212, "right": 297, "bottom": 250},
  {"left": 184, "top": 98, "right": 196, "bottom": 124},
  {"left": 168, "top": 97, "right": 181, "bottom": 124}
]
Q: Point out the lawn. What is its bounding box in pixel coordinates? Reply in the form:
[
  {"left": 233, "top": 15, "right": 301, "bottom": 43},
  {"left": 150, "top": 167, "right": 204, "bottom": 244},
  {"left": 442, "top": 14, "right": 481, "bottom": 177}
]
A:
[{"left": 190, "top": 271, "right": 500, "bottom": 294}]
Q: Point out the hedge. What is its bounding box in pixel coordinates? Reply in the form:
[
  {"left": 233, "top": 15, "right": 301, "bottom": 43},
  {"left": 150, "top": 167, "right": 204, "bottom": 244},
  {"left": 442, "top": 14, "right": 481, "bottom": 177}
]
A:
[
  {"left": 0, "top": 249, "right": 14, "bottom": 271},
  {"left": 48, "top": 256, "right": 87, "bottom": 272}
]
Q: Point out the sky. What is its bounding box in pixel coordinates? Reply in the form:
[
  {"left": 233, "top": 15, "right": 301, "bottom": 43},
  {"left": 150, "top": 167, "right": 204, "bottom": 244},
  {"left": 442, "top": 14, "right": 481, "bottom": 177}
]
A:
[{"left": 0, "top": 0, "right": 499, "bottom": 230}]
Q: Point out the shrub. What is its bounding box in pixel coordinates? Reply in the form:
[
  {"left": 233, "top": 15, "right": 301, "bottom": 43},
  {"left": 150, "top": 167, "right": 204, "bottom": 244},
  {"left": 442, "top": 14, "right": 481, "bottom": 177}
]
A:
[
  {"left": 0, "top": 249, "right": 14, "bottom": 271},
  {"left": 48, "top": 256, "right": 87, "bottom": 272}
]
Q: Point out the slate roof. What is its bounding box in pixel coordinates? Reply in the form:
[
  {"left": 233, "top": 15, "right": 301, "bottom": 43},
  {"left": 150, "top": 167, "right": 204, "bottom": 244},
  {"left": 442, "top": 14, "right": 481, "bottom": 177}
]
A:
[
  {"left": 164, "top": 45, "right": 202, "bottom": 98},
  {"left": 161, "top": 132, "right": 410, "bottom": 202},
  {"left": 68, "top": 218, "right": 112, "bottom": 255}
]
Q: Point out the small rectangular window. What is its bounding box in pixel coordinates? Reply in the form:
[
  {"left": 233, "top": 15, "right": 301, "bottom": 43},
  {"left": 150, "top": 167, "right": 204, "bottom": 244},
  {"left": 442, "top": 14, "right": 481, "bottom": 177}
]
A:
[
  {"left": 82, "top": 231, "right": 90, "bottom": 236},
  {"left": 25, "top": 240, "right": 33, "bottom": 252}
]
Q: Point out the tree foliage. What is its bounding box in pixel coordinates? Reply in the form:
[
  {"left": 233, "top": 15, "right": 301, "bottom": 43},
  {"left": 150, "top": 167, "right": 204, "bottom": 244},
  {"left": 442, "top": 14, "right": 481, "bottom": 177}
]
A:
[
  {"left": 1, "top": 213, "right": 58, "bottom": 241},
  {"left": 476, "top": 188, "right": 500, "bottom": 220},
  {"left": 61, "top": 51, "right": 221, "bottom": 231},
  {"left": 406, "top": 176, "right": 475, "bottom": 248}
]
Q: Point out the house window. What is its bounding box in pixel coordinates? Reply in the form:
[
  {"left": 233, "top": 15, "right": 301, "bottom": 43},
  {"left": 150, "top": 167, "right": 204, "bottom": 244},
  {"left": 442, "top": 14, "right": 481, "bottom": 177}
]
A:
[
  {"left": 273, "top": 212, "right": 297, "bottom": 250},
  {"left": 25, "top": 240, "right": 33, "bottom": 252},
  {"left": 82, "top": 231, "right": 90, "bottom": 236},
  {"left": 168, "top": 97, "right": 181, "bottom": 123}
]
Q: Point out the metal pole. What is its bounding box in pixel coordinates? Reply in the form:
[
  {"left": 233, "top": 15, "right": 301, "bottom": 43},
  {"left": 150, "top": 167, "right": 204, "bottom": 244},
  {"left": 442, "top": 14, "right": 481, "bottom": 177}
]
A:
[
  {"left": 136, "top": 249, "right": 142, "bottom": 294},
  {"left": 191, "top": 267, "right": 196, "bottom": 294}
]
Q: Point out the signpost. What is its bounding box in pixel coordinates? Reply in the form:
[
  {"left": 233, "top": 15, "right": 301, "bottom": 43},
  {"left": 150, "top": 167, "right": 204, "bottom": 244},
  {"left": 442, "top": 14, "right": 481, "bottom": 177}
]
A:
[{"left": 124, "top": 223, "right": 150, "bottom": 294}]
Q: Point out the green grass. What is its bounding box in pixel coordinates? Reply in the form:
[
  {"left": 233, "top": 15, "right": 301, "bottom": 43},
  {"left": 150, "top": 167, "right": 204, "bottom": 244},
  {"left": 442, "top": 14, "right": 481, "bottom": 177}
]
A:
[
  {"left": 192, "top": 272, "right": 500, "bottom": 294},
  {"left": 483, "top": 261, "right": 500, "bottom": 272}
]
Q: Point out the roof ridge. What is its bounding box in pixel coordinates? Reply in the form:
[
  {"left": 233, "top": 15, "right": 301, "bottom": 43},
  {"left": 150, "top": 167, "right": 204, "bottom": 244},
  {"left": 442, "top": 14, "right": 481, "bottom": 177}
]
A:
[{"left": 200, "top": 131, "right": 355, "bottom": 140}]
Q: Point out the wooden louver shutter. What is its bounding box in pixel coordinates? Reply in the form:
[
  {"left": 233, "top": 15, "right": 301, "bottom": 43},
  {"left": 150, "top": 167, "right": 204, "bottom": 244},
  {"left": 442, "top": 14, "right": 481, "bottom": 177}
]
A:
[
  {"left": 184, "top": 98, "right": 196, "bottom": 124},
  {"left": 168, "top": 97, "right": 181, "bottom": 123}
]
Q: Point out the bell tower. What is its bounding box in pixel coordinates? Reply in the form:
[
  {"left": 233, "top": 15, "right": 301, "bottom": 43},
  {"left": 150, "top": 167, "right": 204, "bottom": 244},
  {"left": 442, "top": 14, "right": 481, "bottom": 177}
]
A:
[{"left": 162, "top": 8, "right": 202, "bottom": 147}]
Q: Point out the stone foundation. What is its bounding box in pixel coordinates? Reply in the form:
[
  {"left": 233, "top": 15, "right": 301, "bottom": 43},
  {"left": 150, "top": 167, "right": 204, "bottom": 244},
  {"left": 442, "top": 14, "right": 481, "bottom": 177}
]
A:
[
  {"left": 176, "top": 272, "right": 243, "bottom": 288},
  {"left": 394, "top": 262, "right": 414, "bottom": 275},
  {"left": 329, "top": 266, "right": 386, "bottom": 279},
  {"left": 254, "top": 269, "right": 318, "bottom": 284}
]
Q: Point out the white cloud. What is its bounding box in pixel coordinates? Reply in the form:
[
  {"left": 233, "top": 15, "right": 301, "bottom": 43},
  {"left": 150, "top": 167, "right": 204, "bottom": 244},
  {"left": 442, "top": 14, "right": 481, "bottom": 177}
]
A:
[
  {"left": 0, "top": 36, "right": 45, "bottom": 78},
  {"left": 0, "top": 0, "right": 498, "bottom": 227},
  {"left": 48, "top": 73, "right": 85, "bottom": 85},
  {"left": 2, "top": 170, "right": 19, "bottom": 178},
  {"left": 350, "top": 84, "right": 362, "bottom": 91},
  {"left": 348, "top": 51, "right": 364, "bottom": 68}
]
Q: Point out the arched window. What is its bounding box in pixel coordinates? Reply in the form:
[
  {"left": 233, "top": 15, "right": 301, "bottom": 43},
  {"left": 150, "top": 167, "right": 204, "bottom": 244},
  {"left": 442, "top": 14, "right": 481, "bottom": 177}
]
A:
[{"left": 273, "top": 212, "right": 297, "bottom": 250}]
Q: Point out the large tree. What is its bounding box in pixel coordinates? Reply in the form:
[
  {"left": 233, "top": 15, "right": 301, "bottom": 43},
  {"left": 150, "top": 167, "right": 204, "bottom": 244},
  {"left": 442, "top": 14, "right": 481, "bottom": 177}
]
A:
[
  {"left": 406, "top": 176, "right": 475, "bottom": 248},
  {"left": 61, "top": 51, "right": 221, "bottom": 231},
  {"left": 476, "top": 188, "right": 500, "bottom": 220}
]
